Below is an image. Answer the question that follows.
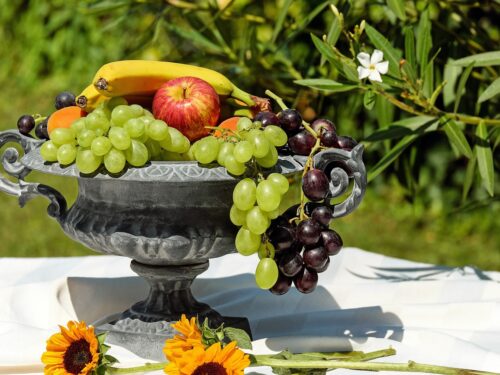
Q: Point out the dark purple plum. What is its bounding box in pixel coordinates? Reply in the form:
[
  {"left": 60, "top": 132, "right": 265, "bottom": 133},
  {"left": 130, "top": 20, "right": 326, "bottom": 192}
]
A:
[
  {"left": 17, "top": 115, "right": 35, "bottom": 135},
  {"left": 270, "top": 272, "right": 293, "bottom": 295},
  {"left": 279, "top": 251, "right": 304, "bottom": 277},
  {"left": 302, "top": 169, "right": 329, "bottom": 201},
  {"left": 337, "top": 135, "right": 358, "bottom": 151},
  {"left": 294, "top": 267, "right": 318, "bottom": 293},
  {"left": 288, "top": 130, "right": 315, "bottom": 156},
  {"left": 296, "top": 219, "right": 322, "bottom": 245},
  {"left": 321, "top": 229, "right": 343, "bottom": 256},
  {"left": 311, "top": 206, "right": 333, "bottom": 227},
  {"left": 254, "top": 111, "right": 279, "bottom": 127},
  {"left": 278, "top": 108, "right": 302, "bottom": 133}
]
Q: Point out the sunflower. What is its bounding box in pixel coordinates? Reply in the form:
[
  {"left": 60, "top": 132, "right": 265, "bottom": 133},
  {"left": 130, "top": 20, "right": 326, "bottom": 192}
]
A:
[
  {"left": 164, "top": 341, "right": 250, "bottom": 375},
  {"left": 41, "top": 321, "right": 100, "bottom": 375},
  {"left": 163, "top": 314, "right": 204, "bottom": 362}
]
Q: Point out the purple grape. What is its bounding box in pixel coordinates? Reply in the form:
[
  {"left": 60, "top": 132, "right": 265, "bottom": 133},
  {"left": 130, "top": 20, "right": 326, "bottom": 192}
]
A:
[
  {"left": 270, "top": 272, "right": 293, "bottom": 295},
  {"left": 17, "top": 115, "right": 35, "bottom": 135},
  {"left": 337, "top": 135, "right": 358, "bottom": 151},
  {"left": 288, "top": 131, "right": 315, "bottom": 155},
  {"left": 321, "top": 230, "right": 343, "bottom": 256},
  {"left": 294, "top": 267, "right": 318, "bottom": 294},
  {"left": 315, "top": 256, "right": 330, "bottom": 273},
  {"left": 254, "top": 111, "right": 279, "bottom": 127},
  {"left": 311, "top": 206, "right": 333, "bottom": 227},
  {"left": 278, "top": 109, "right": 302, "bottom": 133},
  {"left": 296, "top": 219, "right": 322, "bottom": 245},
  {"left": 55, "top": 91, "right": 76, "bottom": 110},
  {"left": 268, "top": 225, "right": 296, "bottom": 252},
  {"left": 35, "top": 118, "right": 49, "bottom": 140},
  {"left": 302, "top": 169, "right": 329, "bottom": 201},
  {"left": 321, "top": 130, "right": 338, "bottom": 147},
  {"left": 279, "top": 251, "right": 304, "bottom": 277},
  {"left": 311, "top": 118, "right": 336, "bottom": 135},
  {"left": 303, "top": 245, "right": 328, "bottom": 270}
]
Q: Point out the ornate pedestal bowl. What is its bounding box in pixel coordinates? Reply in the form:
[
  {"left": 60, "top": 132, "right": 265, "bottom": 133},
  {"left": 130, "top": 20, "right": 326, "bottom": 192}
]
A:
[{"left": 0, "top": 130, "right": 366, "bottom": 360}]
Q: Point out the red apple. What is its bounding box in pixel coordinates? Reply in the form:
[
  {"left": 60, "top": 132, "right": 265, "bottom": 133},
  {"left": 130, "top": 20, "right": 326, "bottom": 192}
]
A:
[{"left": 153, "top": 76, "right": 220, "bottom": 141}]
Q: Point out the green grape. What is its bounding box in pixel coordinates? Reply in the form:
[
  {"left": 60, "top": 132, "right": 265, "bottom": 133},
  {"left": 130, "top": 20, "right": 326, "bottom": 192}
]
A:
[
  {"left": 162, "top": 150, "right": 184, "bottom": 161},
  {"left": 91, "top": 136, "right": 112, "bottom": 156},
  {"left": 160, "top": 127, "right": 190, "bottom": 153},
  {"left": 256, "top": 180, "right": 281, "bottom": 212},
  {"left": 185, "top": 142, "right": 198, "bottom": 161},
  {"left": 106, "top": 97, "right": 128, "bottom": 110},
  {"left": 77, "top": 129, "right": 97, "bottom": 148},
  {"left": 71, "top": 118, "right": 87, "bottom": 133},
  {"left": 266, "top": 208, "right": 280, "bottom": 219},
  {"left": 124, "top": 118, "right": 146, "bottom": 138},
  {"left": 108, "top": 127, "right": 131, "bottom": 150},
  {"left": 40, "top": 141, "right": 59, "bottom": 162},
  {"left": 255, "top": 258, "right": 279, "bottom": 289},
  {"left": 85, "top": 112, "right": 110, "bottom": 135},
  {"left": 145, "top": 139, "right": 162, "bottom": 159},
  {"left": 194, "top": 136, "right": 219, "bottom": 164},
  {"left": 217, "top": 142, "right": 235, "bottom": 166},
  {"left": 125, "top": 139, "right": 149, "bottom": 167},
  {"left": 143, "top": 109, "right": 155, "bottom": 118},
  {"left": 140, "top": 116, "right": 154, "bottom": 126},
  {"left": 76, "top": 148, "right": 102, "bottom": 174},
  {"left": 251, "top": 133, "right": 270, "bottom": 158},
  {"left": 256, "top": 145, "right": 278, "bottom": 168},
  {"left": 57, "top": 144, "right": 77, "bottom": 165},
  {"left": 235, "top": 227, "right": 261, "bottom": 256},
  {"left": 267, "top": 173, "right": 290, "bottom": 195},
  {"left": 258, "top": 241, "right": 275, "bottom": 260},
  {"left": 264, "top": 125, "right": 288, "bottom": 147},
  {"left": 111, "top": 105, "right": 137, "bottom": 126},
  {"left": 129, "top": 104, "right": 144, "bottom": 117},
  {"left": 237, "top": 117, "right": 253, "bottom": 132},
  {"left": 93, "top": 103, "right": 111, "bottom": 119},
  {"left": 146, "top": 120, "right": 170, "bottom": 141},
  {"left": 50, "top": 128, "right": 76, "bottom": 146},
  {"left": 103, "top": 148, "right": 126, "bottom": 174},
  {"left": 246, "top": 206, "right": 270, "bottom": 235},
  {"left": 233, "top": 140, "right": 254, "bottom": 163},
  {"left": 233, "top": 178, "right": 256, "bottom": 210},
  {"left": 229, "top": 204, "right": 247, "bottom": 226},
  {"left": 225, "top": 154, "right": 246, "bottom": 176},
  {"left": 137, "top": 132, "right": 149, "bottom": 144}
]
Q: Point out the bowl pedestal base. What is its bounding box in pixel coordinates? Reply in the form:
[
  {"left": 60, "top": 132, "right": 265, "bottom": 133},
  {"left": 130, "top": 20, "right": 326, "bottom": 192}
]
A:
[{"left": 94, "top": 260, "right": 251, "bottom": 361}]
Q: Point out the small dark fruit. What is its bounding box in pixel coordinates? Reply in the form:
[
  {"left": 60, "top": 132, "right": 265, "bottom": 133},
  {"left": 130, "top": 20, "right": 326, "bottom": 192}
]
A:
[
  {"left": 288, "top": 131, "right": 315, "bottom": 155},
  {"left": 296, "top": 219, "right": 322, "bottom": 246},
  {"left": 278, "top": 108, "right": 302, "bottom": 133},
  {"left": 321, "top": 229, "right": 343, "bottom": 256},
  {"left": 55, "top": 91, "right": 76, "bottom": 110},
  {"left": 337, "top": 135, "right": 358, "bottom": 151},
  {"left": 294, "top": 267, "right": 318, "bottom": 294},
  {"left": 315, "top": 256, "right": 330, "bottom": 273},
  {"left": 303, "top": 245, "right": 328, "bottom": 270},
  {"left": 302, "top": 169, "right": 329, "bottom": 201},
  {"left": 268, "top": 225, "right": 296, "bottom": 252},
  {"left": 279, "top": 251, "right": 304, "bottom": 277},
  {"left": 311, "top": 206, "right": 333, "bottom": 227},
  {"left": 321, "top": 130, "right": 338, "bottom": 147},
  {"left": 270, "top": 272, "right": 293, "bottom": 295},
  {"left": 17, "top": 115, "right": 35, "bottom": 135},
  {"left": 35, "top": 118, "right": 50, "bottom": 140},
  {"left": 254, "top": 111, "right": 279, "bottom": 127},
  {"left": 311, "top": 118, "right": 336, "bottom": 135}
]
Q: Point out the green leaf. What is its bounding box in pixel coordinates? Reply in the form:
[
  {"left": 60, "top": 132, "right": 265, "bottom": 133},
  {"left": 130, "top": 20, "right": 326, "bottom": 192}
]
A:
[
  {"left": 374, "top": 95, "right": 395, "bottom": 129},
  {"left": 364, "top": 90, "right": 376, "bottom": 110},
  {"left": 368, "top": 134, "right": 419, "bottom": 181},
  {"left": 223, "top": 327, "right": 252, "bottom": 350},
  {"left": 443, "top": 59, "right": 463, "bottom": 106},
  {"left": 271, "top": 0, "right": 293, "bottom": 45},
  {"left": 164, "top": 23, "right": 224, "bottom": 55},
  {"left": 294, "top": 78, "right": 357, "bottom": 92},
  {"left": 462, "top": 151, "right": 477, "bottom": 202},
  {"left": 320, "top": 10, "right": 342, "bottom": 67},
  {"left": 342, "top": 61, "right": 359, "bottom": 82},
  {"left": 365, "top": 23, "right": 402, "bottom": 77},
  {"left": 365, "top": 115, "right": 437, "bottom": 142},
  {"left": 311, "top": 33, "right": 339, "bottom": 66},
  {"left": 285, "top": 1, "right": 333, "bottom": 43},
  {"left": 475, "top": 121, "right": 494, "bottom": 196},
  {"left": 403, "top": 26, "right": 416, "bottom": 81},
  {"left": 452, "top": 51, "right": 500, "bottom": 67},
  {"left": 416, "top": 9, "right": 432, "bottom": 77},
  {"left": 387, "top": 0, "right": 407, "bottom": 21},
  {"left": 478, "top": 77, "right": 500, "bottom": 103},
  {"left": 364, "top": 126, "right": 413, "bottom": 142},
  {"left": 454, "top": 62, "right": 474, "bottom": 113},
  {"left": 442, "top": 119, "right": 473, "bottom": 158}
]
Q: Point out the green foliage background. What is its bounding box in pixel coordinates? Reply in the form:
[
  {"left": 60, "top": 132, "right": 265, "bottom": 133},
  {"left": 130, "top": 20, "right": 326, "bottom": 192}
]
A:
[{"left": 0, "top": 0, "right": 499, "bottom": 269}]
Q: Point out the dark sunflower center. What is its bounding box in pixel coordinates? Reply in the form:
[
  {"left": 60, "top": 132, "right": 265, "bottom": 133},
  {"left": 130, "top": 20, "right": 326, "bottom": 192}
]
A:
[
  {"left": 192, "top": 362, "right": 227, "bottom": 375},
  {"left": 63, "top": 339, "right": 92, "bottom": 374}
]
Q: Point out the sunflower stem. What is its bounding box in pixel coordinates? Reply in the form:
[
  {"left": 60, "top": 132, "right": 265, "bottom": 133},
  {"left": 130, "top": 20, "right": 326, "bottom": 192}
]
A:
[{"left": 108, "top": 362, "right": 167, "bottom": 374}]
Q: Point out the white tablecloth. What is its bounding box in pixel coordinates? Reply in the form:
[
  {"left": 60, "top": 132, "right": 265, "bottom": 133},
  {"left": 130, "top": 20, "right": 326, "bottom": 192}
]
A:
[{"left": 1, "top": 248, "right": 500, "bottom": 374}]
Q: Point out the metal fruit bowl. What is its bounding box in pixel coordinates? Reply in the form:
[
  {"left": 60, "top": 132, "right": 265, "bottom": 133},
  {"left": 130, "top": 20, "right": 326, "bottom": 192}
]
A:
[{"left": 0, "top": 129, "right": 366, "bottom": 360}]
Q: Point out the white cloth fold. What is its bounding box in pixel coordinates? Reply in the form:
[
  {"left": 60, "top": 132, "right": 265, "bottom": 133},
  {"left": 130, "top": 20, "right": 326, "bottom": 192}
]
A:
[{"left": 1, "top": 248, "right": 499, "bottom": 374}]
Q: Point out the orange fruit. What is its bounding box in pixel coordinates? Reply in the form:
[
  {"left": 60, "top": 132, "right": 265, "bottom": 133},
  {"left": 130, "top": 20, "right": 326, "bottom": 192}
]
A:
[
  {"left": 213, "top": 116, "right": 240, "bottom": 137},
  {"left": 47, "top": 106, "right": 86, "bottom": 135}
]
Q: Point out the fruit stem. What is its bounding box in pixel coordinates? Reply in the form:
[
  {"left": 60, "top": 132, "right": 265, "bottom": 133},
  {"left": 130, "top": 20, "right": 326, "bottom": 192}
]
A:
[
  {"left": 231, "top": 85, "right": 256, "bottom": 107},
  {"left": 33, "top": 115, "right": 48, "bottom": 126},
  {"left": 265, "top": 90, "right": 288, "bottom": 110}
]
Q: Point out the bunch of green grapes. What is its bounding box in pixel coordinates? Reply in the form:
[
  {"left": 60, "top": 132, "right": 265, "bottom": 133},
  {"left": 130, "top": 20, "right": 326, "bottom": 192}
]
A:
[{"left": 40, "top": 98, "right": 191, "bottom": 174}]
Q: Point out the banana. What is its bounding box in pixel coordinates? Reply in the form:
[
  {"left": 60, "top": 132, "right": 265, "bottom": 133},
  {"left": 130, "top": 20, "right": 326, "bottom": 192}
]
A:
[
  {"left": 76, "top": 84, "right": 153, "bottom": 112},
  {"left": 92, "top": 60, "right": 256, "bottom": 107}
]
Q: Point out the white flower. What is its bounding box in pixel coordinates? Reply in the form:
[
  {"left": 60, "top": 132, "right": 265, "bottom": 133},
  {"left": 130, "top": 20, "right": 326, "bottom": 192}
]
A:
[{"left": 357, "top": 49, "right": 389, "bottom": 82}]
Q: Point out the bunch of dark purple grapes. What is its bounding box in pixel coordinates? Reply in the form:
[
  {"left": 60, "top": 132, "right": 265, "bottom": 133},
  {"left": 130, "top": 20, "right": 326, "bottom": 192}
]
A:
[
  {"left": 265, "top": 203, "right": 343, "bottom": 295},
  {"left": 254, "top": 109, "right": 358, "bottom": 155}
]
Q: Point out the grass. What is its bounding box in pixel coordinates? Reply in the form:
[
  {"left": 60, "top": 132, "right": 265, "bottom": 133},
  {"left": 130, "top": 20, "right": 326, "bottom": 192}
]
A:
[{"left": 0, "top": 80, "right": 499, "bottom": 270}]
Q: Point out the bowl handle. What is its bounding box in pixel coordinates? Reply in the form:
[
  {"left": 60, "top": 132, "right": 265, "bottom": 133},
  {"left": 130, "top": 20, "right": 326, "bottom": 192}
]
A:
[
  {"left": 313, "top": 143, "right": 367, "bottom": 218},
  {"left": 0, "top": 130, "right": 67, "bottom": 219}
]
